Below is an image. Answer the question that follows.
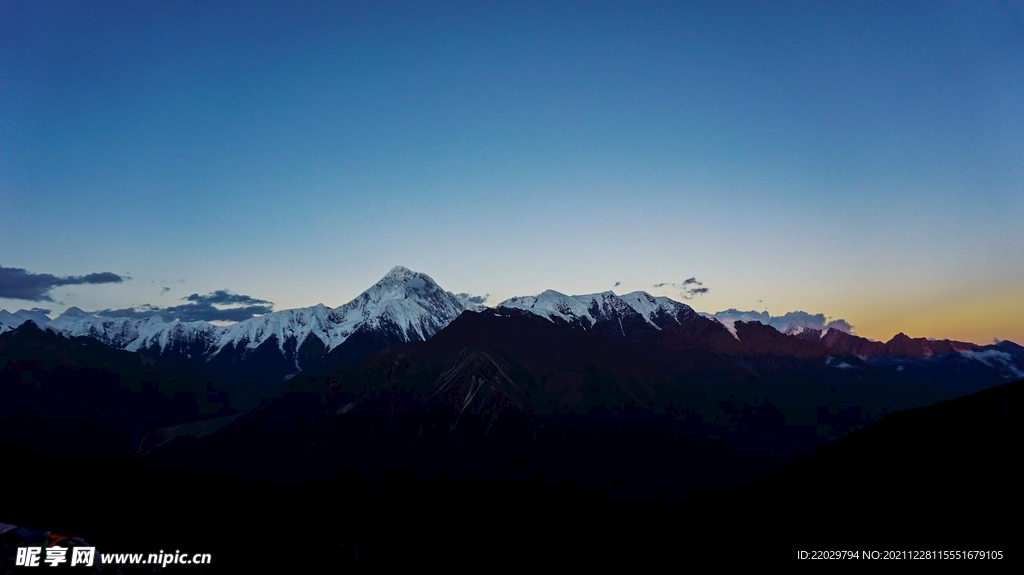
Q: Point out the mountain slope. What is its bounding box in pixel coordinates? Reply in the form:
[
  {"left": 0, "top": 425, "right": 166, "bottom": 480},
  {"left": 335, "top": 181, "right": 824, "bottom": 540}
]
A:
[
  {"left": 685, "top": 377, "right": 1024, "bottom": 548},
  {"left": 497, "top": 290, "right": 741, "bottom": 351},
  {"left": 0, "top": 321, "right": 232, "bottom": 458}
]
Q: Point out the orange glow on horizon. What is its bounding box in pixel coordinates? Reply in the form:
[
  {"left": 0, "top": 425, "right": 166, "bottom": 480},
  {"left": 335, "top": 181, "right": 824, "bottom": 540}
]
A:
[{"left": 838, "top": 288, "right": 1024, "bottom": 346}]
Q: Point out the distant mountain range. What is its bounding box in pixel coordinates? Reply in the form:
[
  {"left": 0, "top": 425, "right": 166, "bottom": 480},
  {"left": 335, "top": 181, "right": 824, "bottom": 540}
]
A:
[
  {"left": 1, "top": 267, "right": 471, "bottom": 374},
  {"left": 2, "top": 265, "right": 1020, "bottom": 383}
]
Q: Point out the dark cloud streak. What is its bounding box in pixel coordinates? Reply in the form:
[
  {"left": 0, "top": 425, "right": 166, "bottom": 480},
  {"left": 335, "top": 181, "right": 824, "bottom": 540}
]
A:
[
  {"left": 653, "top": 277, "right": 709, "bottom": 299},
  {"left": 95, "top": 289, "right": 275, "bottom": 322},
  {"left": 185, "top": 290, "right": 271, "bottom": 306},
  {"left": 0, "top": 264, "right": 125, "bottom": 302},
  {"left": 95, "top": 302, "right": 274, "bottom": 322}
]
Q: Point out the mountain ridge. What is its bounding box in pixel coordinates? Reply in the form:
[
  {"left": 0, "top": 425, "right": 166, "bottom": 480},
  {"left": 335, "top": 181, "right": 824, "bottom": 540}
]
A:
[{"left": 1, "top": 266, "right": 1019, "bottom": 378}]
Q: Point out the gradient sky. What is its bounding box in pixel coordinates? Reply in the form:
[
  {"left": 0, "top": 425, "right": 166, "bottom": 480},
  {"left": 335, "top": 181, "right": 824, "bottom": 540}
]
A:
[{"left": 2, "top": 1, "right": 1022, "bottom": 344}]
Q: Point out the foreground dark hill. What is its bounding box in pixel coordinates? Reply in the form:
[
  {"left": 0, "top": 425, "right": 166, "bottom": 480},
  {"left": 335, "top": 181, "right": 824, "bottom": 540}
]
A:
[
  {"left": 685, "top": 377, "right": 1024, "bottom": 550},
  {"left": 3, "top": 378, "right": 1019, "bottom": 569}
]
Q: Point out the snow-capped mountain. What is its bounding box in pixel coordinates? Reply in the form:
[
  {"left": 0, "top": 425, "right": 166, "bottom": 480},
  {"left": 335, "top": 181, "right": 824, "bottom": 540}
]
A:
[
  {"left": 212, "top": 266, "right": 467, "bottom": 359},
  {"left": 499, "top": 290, "right": 692, "bottom": 330},
  {"left": 0, "top": 308, "right": 52, "bottom": 334},
  {"left": 491, "top": 291, "right": 1022, "bottom": 376},
  {"left": 35, "top": 307, "right": 221, "bottom": 353},
  {"left": 496, "top": 289, "right": 739, "bottom": 349},
  {"left": 0, "top": 266, "right": 471, "bottom": 374}
]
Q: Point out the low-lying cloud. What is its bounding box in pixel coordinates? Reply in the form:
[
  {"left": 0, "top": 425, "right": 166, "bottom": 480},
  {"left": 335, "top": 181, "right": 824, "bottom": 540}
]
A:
[
  {"left": 185, "top": 290, "right": 271, "bottom": 306},
  {"left": 95, "top": 290, "right": 274, "bottom": 322},
  {"left": 0, "top": 264, "right": 125, "bottom": 302},
  {"left": 454, "top": 292, "right": 489, "bottom": 305},
  {"left": 960, "top": 349, "right": 1024, "bottom": 379},
  {"left": 712, "top": 309, "right": 854, "bottom": 334}
]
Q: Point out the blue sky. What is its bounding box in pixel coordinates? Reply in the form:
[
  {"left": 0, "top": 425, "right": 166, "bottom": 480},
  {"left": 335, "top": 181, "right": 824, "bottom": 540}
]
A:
[{"left": 2, "top": 1, "right": 1022, "bottom": 343}]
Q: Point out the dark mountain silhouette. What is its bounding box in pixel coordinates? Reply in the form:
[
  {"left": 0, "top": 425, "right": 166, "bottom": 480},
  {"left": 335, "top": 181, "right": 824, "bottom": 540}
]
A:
[
  {"left": 817, "top": 326, "right": 986, "bottom": 360},
  {"left": 733, "top": 320, "right": 830, "bottom": 357},
  {"left": 0, "top": 321, "right": 233, "bottom": 458},
  {"left": 684, "top": 377, "right": 1023, "bottom": 551},
  {"left": 3, "top": 376, "right": 1018, "bottom": 568}
]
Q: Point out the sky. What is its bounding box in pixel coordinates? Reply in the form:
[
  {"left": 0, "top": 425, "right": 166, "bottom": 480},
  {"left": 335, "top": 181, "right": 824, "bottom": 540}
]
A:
[{"left": 2, "top": 0, "right": 1022, "bottom": 344}]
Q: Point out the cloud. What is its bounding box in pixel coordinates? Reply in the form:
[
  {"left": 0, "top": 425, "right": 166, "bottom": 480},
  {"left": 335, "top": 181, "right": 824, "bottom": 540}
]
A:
[
  {"left": 960, "top": 349, "right": 1024, "bottom": 379},
  {"left": 28, "top": 307, "right": 51, "bottom": 315},
  {"left": 95, "top": 302, "right": 274, "bottom": 323},
  {"left": 712, "top": 309, "right": 854, "bottom": 334},
  {"left": 0, "top": 264, "right": 125, "bottom": 302},
  {"left": 454, "top": 292, "right": 489, "bottom": 305},
  {"left": 94, "top": 289, "right": 275, "bottom": 322},
  {"left": 653, "top": 277, "right": 710, "bottom": 299},
  {"left": 184, "top": 290, "right": 271, "bottom": 306}
]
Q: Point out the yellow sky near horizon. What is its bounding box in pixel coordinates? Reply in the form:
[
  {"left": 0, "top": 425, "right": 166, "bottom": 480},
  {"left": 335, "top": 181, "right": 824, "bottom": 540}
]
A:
[{"left": 832, "top": 285, "right": 1024, "bottom": 345}]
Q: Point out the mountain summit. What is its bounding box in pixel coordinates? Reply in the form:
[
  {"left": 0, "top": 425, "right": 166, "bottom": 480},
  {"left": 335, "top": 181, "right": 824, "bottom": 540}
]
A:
[{"left": 496, "top": 289, "right": 739, "bottom": 349}]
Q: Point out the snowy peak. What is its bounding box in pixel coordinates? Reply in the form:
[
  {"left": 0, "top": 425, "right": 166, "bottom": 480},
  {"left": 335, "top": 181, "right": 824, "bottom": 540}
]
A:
[
  {"left": 210, "top": 267, "right": 468, "bottom": 359},
  {"left": 382, "top": 265, "right": 416, "bottom": 280},
  {"left": 617, "top": 291, "right": 696, "bottom": 326},
  {"left": 497, "top": 289, "right": 703, "bottom": 335},
  {"left": 56, "top": 306, "right": 92, "bottom": 321},
  {"left": 495, "top": 288, "right": 741, "bottom": 352},
  {"left": 357, "top": 267, "right": 445, "bottom": 304},
  {"left": 498, "top": 290, "right": 601, "bottom": 325},
  {"left": 0, "top": 309, "right": 53, "bottom": 332},
  {"left": 43, "top": 307, "right": 97, "bottom": 330}
]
